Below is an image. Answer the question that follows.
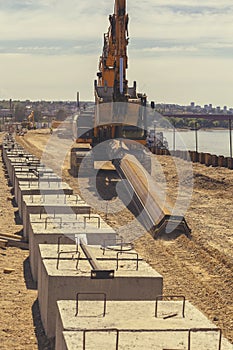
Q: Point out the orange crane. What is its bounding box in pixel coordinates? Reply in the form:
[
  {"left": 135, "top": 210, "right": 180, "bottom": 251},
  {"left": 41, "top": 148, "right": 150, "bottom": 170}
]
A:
[
  {"left": 97, "top": 0, "right": 129, "bottom": 101},
  {"left": 21, "top": 111, "right": 35, "bottom": 130},
  {"left": 71, "top": 0, "right": 150, "bottom": 173},
  {"left": 70, "top": 1, "right": 191, "bottom": 238},
  {"left": 27, "top": 111, "right": 34, "bottom": 129},
  {"left": 93, "top": 0, "right": 148, "bottom": 147}
]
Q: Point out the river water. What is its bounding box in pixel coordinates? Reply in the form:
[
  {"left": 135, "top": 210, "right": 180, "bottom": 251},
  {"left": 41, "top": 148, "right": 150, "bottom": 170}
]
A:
[{"left": 163, "top": 129, "right": 232, "bottom": 157}]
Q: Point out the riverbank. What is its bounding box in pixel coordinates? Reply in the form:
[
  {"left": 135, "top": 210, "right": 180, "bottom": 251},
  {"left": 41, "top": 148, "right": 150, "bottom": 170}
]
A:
[{"left": 162, "top": 128, "right": 232, "bottom": 157}]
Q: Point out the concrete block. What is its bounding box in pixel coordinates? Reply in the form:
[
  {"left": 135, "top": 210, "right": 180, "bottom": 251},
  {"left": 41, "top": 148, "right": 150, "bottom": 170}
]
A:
[
  {"left": 16, "top": 181, "right": 73, "bottom": 218},
  {"left": 6, "top": 157, "right": 40, "bottom": 184},
  {"left": 37, "top": 244, "right": 163, "bottom": 338},
  {"left": 14, "top": 173, "right": 61, "bottom": 198},
  {"left": 13, "top": 165, "right": 54, "bottom": 190},
  {"left": 28, "top": 213, "right": 117, "bottom": 281},
  {"left": 2, "top": 148, "right": 25, "bottom": 164},
  {"left": 22, "top": 194, "right": 91, "bottom": 240},
  {"left": 55, "top": 299, "right": 232, "bottom": 350}
]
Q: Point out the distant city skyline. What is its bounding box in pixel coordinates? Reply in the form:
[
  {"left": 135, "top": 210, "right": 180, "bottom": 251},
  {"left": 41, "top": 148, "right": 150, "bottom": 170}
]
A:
[{"left": 0, "top": 0, "right": 232, "bottom": 106}]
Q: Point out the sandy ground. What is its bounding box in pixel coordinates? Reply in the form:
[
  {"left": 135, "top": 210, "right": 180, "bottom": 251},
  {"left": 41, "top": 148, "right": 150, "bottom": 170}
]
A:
[
  {"left": 1, "top": 129, "right": 233, "bottom": 348},
  {"left": 0, "top": 132, "right": 52, "bottom": 350}
]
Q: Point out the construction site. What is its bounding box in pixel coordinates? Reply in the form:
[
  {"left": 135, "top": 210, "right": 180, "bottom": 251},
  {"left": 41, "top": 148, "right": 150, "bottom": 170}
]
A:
[{"left": 0, "top": 0, "right": 233, "bottom": 349}]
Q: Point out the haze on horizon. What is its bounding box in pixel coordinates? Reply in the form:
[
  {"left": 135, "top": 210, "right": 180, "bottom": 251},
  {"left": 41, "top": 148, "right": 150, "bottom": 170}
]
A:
[{"left": 0, "top": 0, "right": 232, "bottom": 107}]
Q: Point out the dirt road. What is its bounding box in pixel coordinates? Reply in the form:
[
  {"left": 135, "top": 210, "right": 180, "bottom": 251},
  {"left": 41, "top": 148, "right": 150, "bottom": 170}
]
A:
[{"left": 1, "top": 129, "right": 232, "bottom": 348}]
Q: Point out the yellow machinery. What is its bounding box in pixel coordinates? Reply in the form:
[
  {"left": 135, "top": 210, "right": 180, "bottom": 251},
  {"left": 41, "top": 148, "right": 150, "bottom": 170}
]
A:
[
  {"left": 70, "top": 0, "right": 191, "bottom": 237},
  {"left": 93, "top": 0, "right": 148, "bottom": 147},
  {"left": 96, "top": 0, "right": 129, "bottom": 100},
  {"left": 21, "top": 111, "right": 35, "bottom": 129},
  {"left": 71, "top": 0, "right": 151, "bottom": 177},
  {"left": 28, "top": 111, "right": 34, "bottom": 129},
  {"left": 73, "top": 0, "right": 148, "bottom": 148}
]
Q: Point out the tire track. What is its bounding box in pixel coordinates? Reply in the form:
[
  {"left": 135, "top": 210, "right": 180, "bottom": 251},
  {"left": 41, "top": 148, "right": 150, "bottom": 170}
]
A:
[{"left": 135, "top": 234, "right": 233, "bottom": 343}]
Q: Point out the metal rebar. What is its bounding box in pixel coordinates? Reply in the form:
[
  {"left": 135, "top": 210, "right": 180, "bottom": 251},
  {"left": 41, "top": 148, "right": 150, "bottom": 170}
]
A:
[
  {"left": 56, "top": 250, "right": 80, "bottom": 270},
  {"left": 82, "top": 327, "right": 222, "bottom": 350},
  {"left": 76, "top": 292, "right": 107, "bottom": 317},
  {"left": 83, "top": 329, "right": 118, "bottom": 350},
  {"left": 116, "top": 251, "right": 139, "bottom": 271},
  {"left": 155, "top": 295, "right": 186, "bottom": 318},
  {"left": 57, "top": 235, "right": 63, "bottom": 253},
  {"left": 102, "top": 237, "right": 124, "bottom": 255},
  {"left": 45, "top": 216, "right": 62, "bottom": 230},
  {"left": 188, "top": 328, "right": 222, "bottom": 350},
  {"left": 84, "top": 215, "right": 100, "bottom": 229}
]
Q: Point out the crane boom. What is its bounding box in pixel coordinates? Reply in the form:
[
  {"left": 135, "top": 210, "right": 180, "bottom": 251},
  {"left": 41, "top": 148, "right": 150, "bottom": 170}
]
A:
[
  {"left": 97, "top": 0, "right": 129, "bottom": 101},
  {"left": 73, "top": 0, "right": 148, "bottom": 148},
  {"left": 70, "top": 1, "right": 190, "bottom": 241}
]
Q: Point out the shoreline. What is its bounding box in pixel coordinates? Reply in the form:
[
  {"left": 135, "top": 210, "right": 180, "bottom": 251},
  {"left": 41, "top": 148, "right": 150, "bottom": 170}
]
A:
[{"left": 156, "top": 127, "right": 230, "bottom": 132}]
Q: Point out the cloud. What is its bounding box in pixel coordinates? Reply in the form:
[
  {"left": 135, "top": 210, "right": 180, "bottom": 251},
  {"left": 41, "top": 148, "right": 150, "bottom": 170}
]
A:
[
  {"left": 129, "top": 37, "right": 233, "bottom": 59},
  {"left": 150, "top": 4, "right": 233, "bottom": 15},
  {"left": 142, "top": 46, "right": 198, "bottom": 53},
  {"left": 0, "top": 1, "right": 109, "bottom": 40},
  {"left": 0, "top": 0, "right": 232, "bottom": 54},
  {"left": 0, "top": 0, "right": 232, "bottom": 60},
  {"left": 0, "top": 0, "right": 232, "bottom": 105},
  {"left": 0, "top": 39, "right": 99, "bottom": 55},
  {"left": 129, "top": 0, "right": 233, "bottom": 43}
]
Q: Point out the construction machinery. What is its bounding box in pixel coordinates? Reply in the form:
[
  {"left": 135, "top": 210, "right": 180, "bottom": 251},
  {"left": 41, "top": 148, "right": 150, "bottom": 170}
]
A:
[
  {"left": 21, "top": 111, "right": 35, "bottom": 130},
  {"left": 70, "top": 0, "right": 190, "bottom": 237},
  {"left": 71, "top": 0, "right": 150, "bottom": 173}
]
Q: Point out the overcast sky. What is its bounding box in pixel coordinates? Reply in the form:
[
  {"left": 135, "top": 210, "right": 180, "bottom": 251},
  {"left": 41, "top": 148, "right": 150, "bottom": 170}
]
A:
[{"left": 0, "top": 0, "right": 233, "bottom": 107}]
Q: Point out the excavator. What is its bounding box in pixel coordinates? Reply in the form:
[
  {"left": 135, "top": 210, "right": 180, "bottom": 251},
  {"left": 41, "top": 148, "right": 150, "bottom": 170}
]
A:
[
  {"left": 71, "top": 0, "right": 150, "bottom": 171},
  {"left": 70, "top": 0, "right": 191, "bottom": 238},
  {"left": 21, "top": 111, "right": 35, "bottom": 130}
]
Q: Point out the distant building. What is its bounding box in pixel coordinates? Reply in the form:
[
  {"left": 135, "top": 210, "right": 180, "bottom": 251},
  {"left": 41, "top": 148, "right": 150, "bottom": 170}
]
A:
[{"left": 0, "top": 109, "right": 12, "bottom": 117}]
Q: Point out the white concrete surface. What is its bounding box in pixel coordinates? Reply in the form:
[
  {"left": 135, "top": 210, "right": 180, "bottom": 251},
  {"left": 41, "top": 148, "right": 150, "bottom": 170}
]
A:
[
  {"left": 28, "top": 214, "right": 117, "bottom": 281},
  {"left": 55, "top": 300, "right": 233, "bottom": 350},
  {"left": 37, "top": 244, "right": 163, "bottom": 338},
  {"left": 21, "top": 194, "right": 91, "bottom": 239}
]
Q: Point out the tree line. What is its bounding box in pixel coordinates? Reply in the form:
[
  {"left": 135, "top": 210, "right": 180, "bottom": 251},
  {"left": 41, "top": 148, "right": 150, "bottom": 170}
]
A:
[
  {"left": 12, "top": 103, "right": 67, "bottom": 122},
  {"left": 149, "top": 116, "right": 230, "bottom": 129}
]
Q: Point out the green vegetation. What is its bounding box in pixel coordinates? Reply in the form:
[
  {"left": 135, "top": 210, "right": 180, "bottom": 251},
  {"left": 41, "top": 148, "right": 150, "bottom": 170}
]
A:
[
  {"left": 165, "top": 117, "right": 229, "bottom": 129},
  {"left": 149, "top": 116, "right": 229, "bottom": 129}
]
